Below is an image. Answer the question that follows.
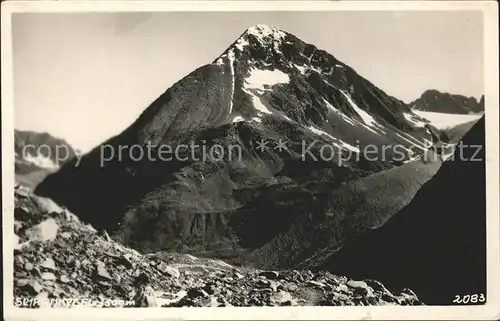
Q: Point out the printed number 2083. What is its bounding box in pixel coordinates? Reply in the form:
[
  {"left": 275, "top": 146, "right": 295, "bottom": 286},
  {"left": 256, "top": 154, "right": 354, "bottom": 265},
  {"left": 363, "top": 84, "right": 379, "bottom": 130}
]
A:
[{"left": 453, "top": 294, "right": 486, "bottom": 304}]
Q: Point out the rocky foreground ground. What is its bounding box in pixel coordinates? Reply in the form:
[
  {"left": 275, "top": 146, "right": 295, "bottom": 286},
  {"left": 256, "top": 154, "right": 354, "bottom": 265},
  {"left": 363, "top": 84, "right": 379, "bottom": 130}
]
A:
[{"left": 13, "top": 185, "right": 423, "bottom": 307}]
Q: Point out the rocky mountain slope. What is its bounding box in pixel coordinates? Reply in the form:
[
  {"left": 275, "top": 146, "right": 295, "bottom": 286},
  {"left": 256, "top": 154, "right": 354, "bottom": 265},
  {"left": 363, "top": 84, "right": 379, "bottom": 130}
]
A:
[
  {"left": 13, "top": 24, "right": 486, "bottom": 308},
  {"left": 243, "top": 149, "right": 444, "bottom": 270},
  {"left": 35, "top": 25, "right": 439, "bottom": 260},
  {"left": 13, "top": 186, "right": 423, "bottom": 307},
  {"left": 411, "top": 89, "right": 484, "bottom": 115},
  {"left": 318, "top": 116, "right": 487, "bottom": 305},
  {"left": 15, "top": 130, "right": 78, "bottom": 189}
]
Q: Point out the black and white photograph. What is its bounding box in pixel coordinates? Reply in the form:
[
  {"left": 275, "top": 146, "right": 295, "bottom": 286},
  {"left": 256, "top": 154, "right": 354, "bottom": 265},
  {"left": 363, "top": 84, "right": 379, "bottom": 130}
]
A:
[{"left": 2, "top": 1, "right": 499, "bottom": 320}]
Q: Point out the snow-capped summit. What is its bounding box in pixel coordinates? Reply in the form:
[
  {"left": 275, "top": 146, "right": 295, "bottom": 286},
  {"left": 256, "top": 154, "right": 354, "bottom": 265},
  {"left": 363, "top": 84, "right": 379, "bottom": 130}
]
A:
[
  {"left": 212, "top": 25, "right": 436, "bottom": 155},
  {"left": 245, "top": 24, "right": 287, "bottom": 40},
  {"left": 411, "top": 89, "right": 485, "bottom": 115},
  {"left": 229, "top": 24, "right": 288, "bottom": 54}
]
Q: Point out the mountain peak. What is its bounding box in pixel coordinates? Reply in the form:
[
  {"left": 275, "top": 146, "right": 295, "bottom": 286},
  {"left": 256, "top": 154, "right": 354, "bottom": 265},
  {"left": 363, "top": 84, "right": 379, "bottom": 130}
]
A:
[
  {"left": 245, "top": 24, "right": 286, "bottom": 38},
  {"left": 223, "top": 24, "right": 288, "bottom": 55},
  {"left": 411, "top": 89, "right": 485, "bottom": 114}
]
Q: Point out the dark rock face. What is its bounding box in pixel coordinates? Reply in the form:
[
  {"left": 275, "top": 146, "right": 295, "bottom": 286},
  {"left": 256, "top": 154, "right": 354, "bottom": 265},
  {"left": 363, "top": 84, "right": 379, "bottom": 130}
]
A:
[
  {"left": 318, "top": 117, "right": 487, "bottom": 305},
  {"left": 36, "top": 25, "right": 436, "bottom": 263},
  {"left": 411, "top": 89, "right": 485, "bottom": 114},
  {"left": 14, "top": 187, "right": 423, "bottom": 307}
]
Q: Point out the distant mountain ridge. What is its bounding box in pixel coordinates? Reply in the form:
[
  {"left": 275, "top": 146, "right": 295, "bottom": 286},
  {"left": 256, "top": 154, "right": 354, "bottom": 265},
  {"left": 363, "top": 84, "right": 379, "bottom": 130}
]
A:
[
  {"left": 15, "top": 129, "right": 77, "bottom": 189},
  {"left": 15, "top": 129, "right": 77, "bottom": 166},
  {"left": 410, "top": 89, "right": 484, "bottom": 115}
]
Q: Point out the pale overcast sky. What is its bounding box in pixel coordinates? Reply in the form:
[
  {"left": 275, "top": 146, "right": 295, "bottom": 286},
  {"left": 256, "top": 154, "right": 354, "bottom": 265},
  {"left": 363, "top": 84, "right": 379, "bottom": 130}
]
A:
[{"left": 12, "top": 11, "right": 484, "bottom": 151}]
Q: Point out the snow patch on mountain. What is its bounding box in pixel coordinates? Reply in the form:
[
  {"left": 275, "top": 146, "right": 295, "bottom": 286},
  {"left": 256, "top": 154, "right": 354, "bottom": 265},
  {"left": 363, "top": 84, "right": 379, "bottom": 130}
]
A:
[
  {"left": 293, "top": 61, "right": 334, "bottom": 77},
  {"left": 307, "top": 125, "right": 360, "bottom": 153},
  {"left": 243, "top": 89, "right": 274, "bottom": 115},
  {"left": 231, "top": 115, "right": 245, "bottom": 123},
  {"left": 242, "top": 88, "right": 293, "bottom": 123},
  {"left": 403, "top": 154, "right": 421, "bottom": 163},
  {"left": 246, "top": 24, "right": 287, "bottom": 45},
  {"left": 395, "top": 132, "right": 430, "bottom": 151},
  {"left": 413, "top": 111, "right": 483, "bottom": 130},
  {"left": 340, "top": 90, "right": 383, "bottom": 136},
  {"left": 23, "top": 153, "right": 59, "bottom": 169},
  {"left": 214, "top": 49, "right": 237, "bottom": 116},
  {"left": 339, "top": 141, "right": 360, "bottom": 153},
  {"left": 322, "top": 98, "right": 358, "bottom": 126},
  {"left": 227, "top": 50, "right": 236, "bottom": 115},
  {"left": 239, "top": 67, "right": 295, "bottom": 122},
  {"left": 308, "top": 125, "right": 336, "bottom": 141},
  {"left": 323, "top": 91, "right": 431, "bottom": 153},
  {"left": 441, "top": 144, "right": 458, "bottom": 161},
  {"left": 296, "top": 63, "right": 325, "bottom": 76},
  {"left": 340, "top": 91, "right": 376, "bottom": 126},
  {"left": 403, "top": 112, "right": 428, "bottom": 128},
  {"left": 295, "top": 64, "right": 307, "bottom": 75},
  {"left": 245, "top": 68, "right": 290, "bottom": 90},
  {"left": 235, "top": 37, "right": 249, "bottom": 51}
]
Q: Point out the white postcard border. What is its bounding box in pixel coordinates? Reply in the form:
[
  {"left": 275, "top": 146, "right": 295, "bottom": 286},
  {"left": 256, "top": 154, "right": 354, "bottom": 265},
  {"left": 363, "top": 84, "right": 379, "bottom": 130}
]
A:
[{"left": 2, "top": 1, "right": 499, "bottom": 320}]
